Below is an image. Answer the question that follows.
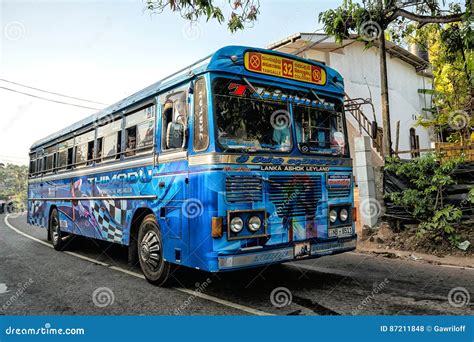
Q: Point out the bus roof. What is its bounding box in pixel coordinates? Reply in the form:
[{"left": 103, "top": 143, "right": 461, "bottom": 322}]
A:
[{"left": 31, "top": 45, "right": 344, "bottom": 150}]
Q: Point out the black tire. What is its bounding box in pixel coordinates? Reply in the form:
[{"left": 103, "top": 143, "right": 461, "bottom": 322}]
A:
[
  {"left": 49, "top": 208, "right": 65, "bottom": 251},
  {"left": 137, "top": 214, "right": 171, "bottom": 286}
]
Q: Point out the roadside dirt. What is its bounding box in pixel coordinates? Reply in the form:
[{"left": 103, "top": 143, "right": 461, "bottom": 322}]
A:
[{"left": 357, "top": 222, "right": 474, "bottom": 269}]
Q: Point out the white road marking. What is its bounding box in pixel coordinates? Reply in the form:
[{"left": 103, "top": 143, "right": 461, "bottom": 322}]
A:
[
  {"left": 4, "top": 215, "right": 273, "bottom": 316},
  {"left": 0, "top": 283, "right": 10, "bottom": 294}
]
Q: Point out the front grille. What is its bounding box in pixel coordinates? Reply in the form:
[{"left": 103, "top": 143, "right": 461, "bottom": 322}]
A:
[
  {"left": 328, "top": 188, "right": 352, "bottom": 199},
  {"left": 225, "top": 175, "right": 263, "bottom": 203},
  {"left": 268, "top": 175, "right": 322, "bottom": 217}
]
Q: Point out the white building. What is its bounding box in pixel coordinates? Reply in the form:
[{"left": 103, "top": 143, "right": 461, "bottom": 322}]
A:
[{"left": 268, "top": 33, "right": 434, "bottom": 164}]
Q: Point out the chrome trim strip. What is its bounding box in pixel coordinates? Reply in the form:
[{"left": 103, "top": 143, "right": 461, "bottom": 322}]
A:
[
  {"left": 28, "top": 156, "right": 154, "bottom": 184},
  {"left": 311, "top": 239, "right": 356, "bottom": 255},
  {"left": 218, "top": 248, "right": 293, "bottom": 269},
  {"left": 218, "top": 238, "right": 357, "bottom": 269},
  {"left": 189, "top": 153, "right": 353, "bottom": 167},
  {"left": 189, "top": 154, "right": 233, "bottom": 166},
  {"left": 28, "top": 195, "right": 157, "bottom": 201},
  {"left": 158, "top": 151, "right": 188, "bottom": 163}
]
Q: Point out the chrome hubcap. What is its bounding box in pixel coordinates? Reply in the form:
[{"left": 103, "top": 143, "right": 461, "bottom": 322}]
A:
[{"left": 140, "top": 229, "right": 161, "bottom": 270}]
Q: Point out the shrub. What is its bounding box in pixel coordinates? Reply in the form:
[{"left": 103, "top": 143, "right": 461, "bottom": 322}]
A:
[{"left": 385, "top": 153, "right": 464, "bottom": 246}]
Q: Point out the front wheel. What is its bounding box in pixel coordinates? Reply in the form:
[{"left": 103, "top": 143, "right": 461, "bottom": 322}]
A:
[{"left": 138, "top": 215, "right": 171, "bottom": 286}]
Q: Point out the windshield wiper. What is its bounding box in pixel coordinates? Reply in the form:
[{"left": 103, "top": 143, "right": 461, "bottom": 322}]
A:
[
  {"left": 222, "top": 146, "right": 258, "bottom": 153},
  {"left": 242, "top": 77, "right": 263, "bottom": 100}
]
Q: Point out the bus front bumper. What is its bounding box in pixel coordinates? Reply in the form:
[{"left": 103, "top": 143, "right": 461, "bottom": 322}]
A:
[{"left": 217, "top": 237, "right": 357, "bottom": 271}]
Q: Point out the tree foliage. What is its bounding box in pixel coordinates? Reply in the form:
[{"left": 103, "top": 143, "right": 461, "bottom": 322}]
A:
[
  {"left": 318, "top": 0, "right": 470, "bottom": 42},
  {"left": 385, "top": 154, "right": 465, "bottom": 246},
  {"left": 145, "top": 0, "right": 260, "bottom": 32},
  {"left": 0, "top": 164, "right": 28, "bottom": 210},
  {"left": 411, "top": 21, "right": 473, "bottom": 139},
  {"left": 319, "top": 0, "right": 472, "bottom": 141}
]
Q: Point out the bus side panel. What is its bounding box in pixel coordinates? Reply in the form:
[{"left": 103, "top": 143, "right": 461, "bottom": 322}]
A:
[
  {"left": 152, "top": 160, "right": 190, "bottom": 266},
  {"left": 187, "top": 170, "right": 220, "bottom": 271}
]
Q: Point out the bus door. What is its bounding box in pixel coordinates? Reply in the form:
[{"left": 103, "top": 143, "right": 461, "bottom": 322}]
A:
[{"left": 158, "top": 87, "right": 190, "bottom": 265}]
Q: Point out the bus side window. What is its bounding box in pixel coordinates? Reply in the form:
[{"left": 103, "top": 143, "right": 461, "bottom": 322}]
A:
[
  {"left": 161, "top": 91, "right": 187, "bottom": 151},
  {"left": 87, "top": 141, "right": 95, "bottom": 165},
  {"left": 29, "top": 155, "right": 35, "bottom": 176},
  {"left": 67, "top": 147, "right": 74, "bottom": 169},
  {"left": 97, "top": 119, "right": 122, "bottom": 162},
  {"left": 124, "top": 106, "right": 154, "bottom": 157},
  {"left": 74, "top": 130, "right": 94, "bottom": 168},
  {"left": 96, "top": 137, "right": 103, "bottom": 161},
  {"left": 116, "top": 131, "right": 122, "bottom": 159}
]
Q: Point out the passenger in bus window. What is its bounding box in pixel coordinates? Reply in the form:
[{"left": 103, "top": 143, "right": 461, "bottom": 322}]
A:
[{"left": 125, "top": 129, "right": 137, "bottom": 157}]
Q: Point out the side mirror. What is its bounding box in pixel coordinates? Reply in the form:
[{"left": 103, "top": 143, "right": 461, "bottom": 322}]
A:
[
  {"left": 166, "top": 122, "right": 185, "bottom": 149},
  {"left": 371, "top": 121, "right": 378, "bottom": 140}
]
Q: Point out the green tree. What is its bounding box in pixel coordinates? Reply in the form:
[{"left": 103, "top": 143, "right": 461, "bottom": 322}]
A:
[
  {"left": 0, "top": 164, "right": 28, "bottom": 210},
  {"left": 145, "top": 0, "right": 259, "bottom": 32},
  {"left": 318, "top": 0, "right": 471, "bottom": 157},
  {"left": 408, "top": 21, "right": 473, "bottom": 142}
]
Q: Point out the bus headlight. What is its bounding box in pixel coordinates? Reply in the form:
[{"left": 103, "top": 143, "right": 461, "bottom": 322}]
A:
[
  {"left": 230, "top": 217, "right": 244, "bottom": 233},
  {"left": 248, "top": 216, "right": 262, "bottom": 232},
  {"left": 329, "top": 209, "right": 338, "bottom": 223},
  {"left": 340, "top": 208, "right": 349, "bottom": 222}
]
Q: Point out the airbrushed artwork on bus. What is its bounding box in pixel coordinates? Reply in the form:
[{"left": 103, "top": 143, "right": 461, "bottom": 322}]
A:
[{"left": 28, "top": 162, "right": 186, "bottom": 246}]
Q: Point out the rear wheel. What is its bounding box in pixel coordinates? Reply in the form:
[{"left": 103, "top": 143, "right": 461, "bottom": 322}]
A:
[
  {"left": 138, "top": 214, "right": 171, "bottom": 286},
  {"left": 49, "top": 208, "right": 66, "bottom": 251}
]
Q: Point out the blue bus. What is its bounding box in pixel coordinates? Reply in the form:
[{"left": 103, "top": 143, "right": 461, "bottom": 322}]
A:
[{"left": 27, "top": 46, "right": 356, "bottom": 285}]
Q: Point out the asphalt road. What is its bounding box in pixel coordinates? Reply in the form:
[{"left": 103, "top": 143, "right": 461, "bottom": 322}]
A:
[{"left": 0, "top": 213, "right": 472, "bottom": 316}]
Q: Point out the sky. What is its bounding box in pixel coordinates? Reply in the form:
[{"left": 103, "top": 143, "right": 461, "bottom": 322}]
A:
[{"left": 0, "top": 0, "right": 342, "bottom": 165}]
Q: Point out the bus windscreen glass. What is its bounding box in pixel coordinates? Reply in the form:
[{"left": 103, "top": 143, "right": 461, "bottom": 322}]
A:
[
  {"left": 214, "top": 79, "right": 292, "bottom": 153},
  {"left": 293, "top": 105, "right": 347, "bottom": 157}
]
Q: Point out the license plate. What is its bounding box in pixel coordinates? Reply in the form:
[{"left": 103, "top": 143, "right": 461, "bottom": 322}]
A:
[
  {"left": 294, "top": 242, "right": 311, "bottom": 259},
  {"left": 328, "top": 226, "right": 353, "bottom": 238}
]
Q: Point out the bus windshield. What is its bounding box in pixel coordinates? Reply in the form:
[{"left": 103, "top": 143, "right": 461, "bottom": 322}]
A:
[
  {"left": 293, "top": 105, "right": 347, "bottom": 156},
  {"left": 212, "top": 77, "right": 347, "bottom": 156},
  {"left": 213, "top": 79, "right": 292, "bottom": 153}
]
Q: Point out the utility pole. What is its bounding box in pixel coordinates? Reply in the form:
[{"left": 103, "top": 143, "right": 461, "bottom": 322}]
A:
[
  {"left": 378, "top": 0, "right": 392, "bottom": 158},
  {"left": 379, "top": 31, "right": 392, "bottom": 157}
]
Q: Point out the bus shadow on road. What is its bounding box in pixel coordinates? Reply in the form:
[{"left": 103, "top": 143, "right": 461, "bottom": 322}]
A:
[{"left": 61, "top": 236, "right": 353, "bottom": 295}]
